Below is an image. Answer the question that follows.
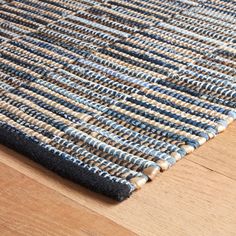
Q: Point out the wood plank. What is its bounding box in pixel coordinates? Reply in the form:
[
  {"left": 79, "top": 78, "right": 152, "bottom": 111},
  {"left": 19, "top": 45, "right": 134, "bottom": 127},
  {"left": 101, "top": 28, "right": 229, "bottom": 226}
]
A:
[
  {"left": 0, "top": 143, "right": 236, "bottom": 236},
  {"left": 186, "top": 122, "right": 236, "bottom": 180},
  {"left": 0, "top": 162, "right": 136, "bottom": 236}
]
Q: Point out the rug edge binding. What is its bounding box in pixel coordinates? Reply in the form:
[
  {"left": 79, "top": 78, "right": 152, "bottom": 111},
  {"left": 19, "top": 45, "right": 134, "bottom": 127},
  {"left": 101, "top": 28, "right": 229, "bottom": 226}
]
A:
[{"left": 0, "top": 122, "right": 134, "bottom": 201}]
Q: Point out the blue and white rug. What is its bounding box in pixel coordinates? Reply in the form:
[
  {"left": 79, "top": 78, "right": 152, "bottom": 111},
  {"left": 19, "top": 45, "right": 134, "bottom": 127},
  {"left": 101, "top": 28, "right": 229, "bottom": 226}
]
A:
[{"left": 0, "top": 0, "right": 235, "bottom": 201}]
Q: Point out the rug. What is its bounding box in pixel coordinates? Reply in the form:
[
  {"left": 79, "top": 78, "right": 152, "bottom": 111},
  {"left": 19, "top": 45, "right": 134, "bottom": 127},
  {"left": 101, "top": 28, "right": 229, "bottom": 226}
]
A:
[{"left": 0, "top": 0, "right": 235, "bottom": 201}]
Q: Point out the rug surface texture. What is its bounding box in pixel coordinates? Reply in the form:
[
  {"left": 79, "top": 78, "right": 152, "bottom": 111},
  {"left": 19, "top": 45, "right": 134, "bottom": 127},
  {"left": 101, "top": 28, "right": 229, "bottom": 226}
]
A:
[{"left": 0, "top": 0, "right": 235, "bottom": 201}]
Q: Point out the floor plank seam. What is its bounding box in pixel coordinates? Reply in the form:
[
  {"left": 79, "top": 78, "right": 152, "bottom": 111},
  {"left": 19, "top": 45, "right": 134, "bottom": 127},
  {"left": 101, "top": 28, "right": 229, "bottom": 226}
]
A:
[
  {"left": 185, "top": 158, "right": 236, "bottom": 181},
  {"left": 0, "top": 158, "right": 138, "bottom": 235}
]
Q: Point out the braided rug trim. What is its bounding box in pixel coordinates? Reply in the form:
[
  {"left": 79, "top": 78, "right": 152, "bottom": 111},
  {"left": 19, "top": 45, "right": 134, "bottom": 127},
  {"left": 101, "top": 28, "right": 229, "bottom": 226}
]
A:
[{"left": 0, "top": 0, "right": 235, "bottom": 201}]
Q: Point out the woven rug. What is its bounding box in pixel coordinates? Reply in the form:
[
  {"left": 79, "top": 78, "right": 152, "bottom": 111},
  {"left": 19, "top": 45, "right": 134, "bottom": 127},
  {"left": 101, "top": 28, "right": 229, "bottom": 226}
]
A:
[{"left": 0, "top": 0, "right": 235, "bottom": 201}]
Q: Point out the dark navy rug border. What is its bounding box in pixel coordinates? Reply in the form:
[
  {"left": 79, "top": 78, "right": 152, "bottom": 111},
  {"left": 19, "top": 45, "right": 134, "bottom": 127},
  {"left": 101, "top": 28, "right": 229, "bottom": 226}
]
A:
[{"left": 0, "top": 123, "right": 133, "bottom": 201}]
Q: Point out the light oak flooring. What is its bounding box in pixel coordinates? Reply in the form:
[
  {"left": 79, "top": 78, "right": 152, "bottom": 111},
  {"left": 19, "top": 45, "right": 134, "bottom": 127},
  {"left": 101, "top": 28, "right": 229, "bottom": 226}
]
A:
[{"left": 0, "top": 123, "right": 235, "bottom": 236}]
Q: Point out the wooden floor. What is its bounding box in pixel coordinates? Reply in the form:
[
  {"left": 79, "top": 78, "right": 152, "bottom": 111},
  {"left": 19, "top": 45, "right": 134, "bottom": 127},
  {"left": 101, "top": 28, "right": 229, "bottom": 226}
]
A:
[{"left": 0, "top": 123, "right": 235, "bottom": 236}]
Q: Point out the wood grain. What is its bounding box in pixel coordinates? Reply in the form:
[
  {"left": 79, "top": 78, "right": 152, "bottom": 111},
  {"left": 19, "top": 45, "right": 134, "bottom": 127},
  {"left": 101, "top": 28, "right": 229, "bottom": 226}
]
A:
[
  {"left": 186, "top": 123, "right": 236, "bottom": 180},
  {"left": 0, "top": 123, "right": 235, "bottom": 236},
  {"left": 0, "top": 162, "right": 135, "bottom": 236}
]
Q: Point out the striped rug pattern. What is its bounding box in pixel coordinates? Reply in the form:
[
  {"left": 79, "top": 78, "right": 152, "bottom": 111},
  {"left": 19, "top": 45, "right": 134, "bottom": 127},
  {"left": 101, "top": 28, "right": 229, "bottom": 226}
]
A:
[{"left": 0, "top": 0, "right": 235, "bottom": 201}]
